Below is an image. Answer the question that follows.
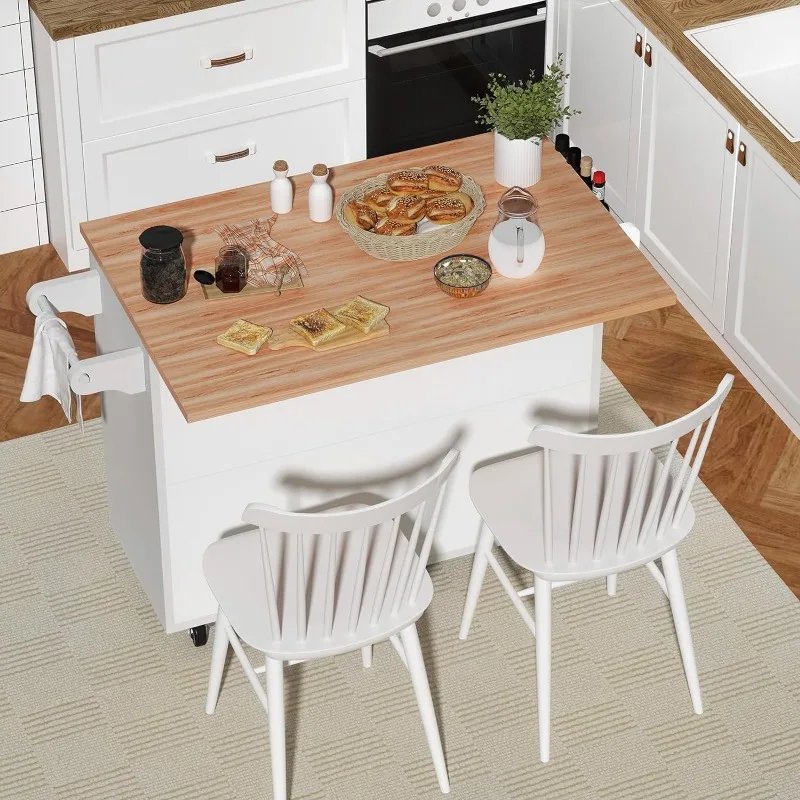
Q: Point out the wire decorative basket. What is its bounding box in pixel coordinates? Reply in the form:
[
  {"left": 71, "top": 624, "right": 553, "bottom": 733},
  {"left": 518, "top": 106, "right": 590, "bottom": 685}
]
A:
[{"left": 335, "top": 170, "right": 485, "bottom": 262}]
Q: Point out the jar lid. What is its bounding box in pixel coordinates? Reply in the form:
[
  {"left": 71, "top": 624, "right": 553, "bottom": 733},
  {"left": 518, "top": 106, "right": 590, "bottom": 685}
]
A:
[
  {"left": 139, "top": 225, "right": 183, "bottom": 250},
  {"left": 592, "top": 170, "right": 606, "bottom": 184},
  {"left": 312, "top": 163, "right": 328, "bottom": 176},
  {"left": 273, "top": 159, "right": 288, "bottom": 171}
]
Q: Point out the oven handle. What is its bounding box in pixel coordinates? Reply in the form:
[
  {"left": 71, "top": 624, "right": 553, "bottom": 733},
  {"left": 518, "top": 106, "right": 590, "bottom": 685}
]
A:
[{"left": 368, "top": 10, "right": 546, "bottom": 58}]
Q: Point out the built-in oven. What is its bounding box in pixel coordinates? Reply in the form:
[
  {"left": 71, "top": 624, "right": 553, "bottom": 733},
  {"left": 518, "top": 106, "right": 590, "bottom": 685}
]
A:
[{"left": 366, "top": 0, "right": 548, "bottom": 158}]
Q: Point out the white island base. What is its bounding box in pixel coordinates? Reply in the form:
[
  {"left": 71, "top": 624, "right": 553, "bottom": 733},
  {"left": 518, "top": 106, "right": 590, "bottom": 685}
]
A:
[{"left": 95, "top": 270, "right": 602, "bottom": 634}]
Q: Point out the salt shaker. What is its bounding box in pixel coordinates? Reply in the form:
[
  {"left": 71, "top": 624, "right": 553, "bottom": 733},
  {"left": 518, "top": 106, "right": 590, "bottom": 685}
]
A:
[
  {"left": 270, "top": 159, "right": 293, "bottom": 214},
  {"left": 308, "top": 163, "right": 333, "bottom": 223}
]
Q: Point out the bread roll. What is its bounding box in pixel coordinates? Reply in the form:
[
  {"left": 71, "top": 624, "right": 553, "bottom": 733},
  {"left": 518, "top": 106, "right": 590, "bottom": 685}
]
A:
[
  {"left": 387, "top": 195, "right": 426, "bottom": 223},
  {"left": 424, "top": 165, "right": 462, "bottom": 193},
  {"left": 447, "top": 190, "right": 474, "bottom": 215},
  {"left": 387, "top": 169, "right": 428, "bottom": 196},
  {"left": 373, "top": 217, "right": 416, "bottom": 236},
  {"left": 362, "top": 186, "right": 395, "bottom": 215},
  {"left": 425, "top": 196, "right": 468, "bottom": 224},
  {"left": 344, "top": 201, "right": 378, "bottom": 231}
]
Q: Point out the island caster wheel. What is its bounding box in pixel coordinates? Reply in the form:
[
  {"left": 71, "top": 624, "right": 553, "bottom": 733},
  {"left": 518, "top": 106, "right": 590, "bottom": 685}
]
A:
[{"left": 189, "top": 624, "right": 208, "bottom": 647}]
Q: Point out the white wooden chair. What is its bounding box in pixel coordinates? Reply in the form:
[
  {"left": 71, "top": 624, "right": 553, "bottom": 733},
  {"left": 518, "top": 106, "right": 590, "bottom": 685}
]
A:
[
  {"left": 459, "top": 376, "right": 733, "bottom": 763},
  {"left": 203, "top": 451, "right": 458, "bottom": 799}
]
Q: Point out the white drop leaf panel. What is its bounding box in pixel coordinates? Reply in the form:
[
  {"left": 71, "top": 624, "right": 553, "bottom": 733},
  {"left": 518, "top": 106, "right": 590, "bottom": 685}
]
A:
[
  {"left": 75, "top": 0, "right": 365, "bottom": 140},
  {"left": 83, "top": 82, "right": 366, "bottom": 219},
  {"left": 564, "top": 0, "right": 643, "bottom": 222},
  {"left": 637, "top": 42, "right": 736, "bottom": 330},
  {"left": 726, "top": 138, "right": 800, "bottom": 422}
]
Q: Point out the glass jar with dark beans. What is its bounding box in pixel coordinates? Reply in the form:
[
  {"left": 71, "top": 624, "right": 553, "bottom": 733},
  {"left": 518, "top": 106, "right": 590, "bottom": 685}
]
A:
[{"left": 139, "top": 225, "right": 187, "bottom": 304}]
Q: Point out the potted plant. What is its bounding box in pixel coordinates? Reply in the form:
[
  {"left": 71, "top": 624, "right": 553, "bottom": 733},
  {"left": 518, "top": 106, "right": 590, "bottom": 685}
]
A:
[{"left": 473, "top": 56, "right": 578, "bottom": 187}]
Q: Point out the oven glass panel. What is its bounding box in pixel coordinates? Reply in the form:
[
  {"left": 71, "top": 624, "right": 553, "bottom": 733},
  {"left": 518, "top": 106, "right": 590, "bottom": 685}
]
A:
[{"left": 367, "top": 5, "right": 547, "bottom": 157}]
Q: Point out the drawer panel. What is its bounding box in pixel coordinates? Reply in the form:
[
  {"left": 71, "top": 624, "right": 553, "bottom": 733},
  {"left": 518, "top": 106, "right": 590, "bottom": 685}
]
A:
[
  {"left": 75, "top": 0, "right": 365, "bottom": 140},
  {"left": 83, "top": 80, "right": 366, "bottom": 219}
]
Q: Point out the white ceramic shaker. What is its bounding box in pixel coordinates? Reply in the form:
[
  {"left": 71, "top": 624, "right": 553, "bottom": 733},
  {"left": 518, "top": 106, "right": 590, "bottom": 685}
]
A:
[
  {"left": 270, "top": 159, "right": 293, "bottom": 214},
  {"left": 308, "top": 163, "right": 333, "bottom": 222}
]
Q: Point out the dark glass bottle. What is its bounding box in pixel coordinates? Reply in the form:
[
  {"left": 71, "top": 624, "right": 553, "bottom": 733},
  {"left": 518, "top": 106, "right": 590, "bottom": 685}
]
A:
[
  {"left": 567, "top": 146, "right": 582, "bottom": 173},
  {"left": 580, "top": 156, "right": 593, "bottom": 188},
  {"left": 554, "top": 133, "right": 571, "bottom": 160},
  {"left": 139, "top": 226, "right": 187, "bottom": 304}
]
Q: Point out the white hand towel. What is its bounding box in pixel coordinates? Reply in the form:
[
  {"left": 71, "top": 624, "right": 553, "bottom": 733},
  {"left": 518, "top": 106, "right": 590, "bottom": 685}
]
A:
[{"left": 20, "top": 299, "right": 83, "bottom": 426}]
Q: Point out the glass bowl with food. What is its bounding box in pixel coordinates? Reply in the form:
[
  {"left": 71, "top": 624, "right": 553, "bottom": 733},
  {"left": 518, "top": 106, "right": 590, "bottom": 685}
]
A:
[{"left": 433, "top": 254, "right": 492, "bottom": 298}]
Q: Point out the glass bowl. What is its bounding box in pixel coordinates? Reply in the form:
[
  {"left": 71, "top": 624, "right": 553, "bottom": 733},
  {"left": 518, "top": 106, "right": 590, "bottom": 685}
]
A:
[{"left": 433, "top": 254, "right": 492, "bottom": 298}]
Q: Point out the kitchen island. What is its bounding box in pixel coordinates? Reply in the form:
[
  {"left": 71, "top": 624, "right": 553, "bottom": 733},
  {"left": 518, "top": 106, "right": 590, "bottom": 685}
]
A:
[{"left": 78, "top": 133, "right": 674, "bottom": 638}]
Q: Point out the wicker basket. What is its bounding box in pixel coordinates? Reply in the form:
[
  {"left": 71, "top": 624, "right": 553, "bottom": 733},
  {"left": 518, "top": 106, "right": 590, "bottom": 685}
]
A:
[{"left": 335, "top": 170, "right": 485, "bottom": 262}]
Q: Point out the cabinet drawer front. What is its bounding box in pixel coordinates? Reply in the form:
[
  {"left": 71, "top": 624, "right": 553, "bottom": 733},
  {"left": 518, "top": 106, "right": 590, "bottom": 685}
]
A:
[
  {"left": 75, "top": 0, "right": 365, "bottom": 141},
  {"left": 83, "top": 81, "right": 366, "bottom": 220}
]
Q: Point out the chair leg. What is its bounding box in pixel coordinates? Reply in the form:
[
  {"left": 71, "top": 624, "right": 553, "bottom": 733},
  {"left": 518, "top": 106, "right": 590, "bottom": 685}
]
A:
[
  {"left": 607, "top": 574, "right": 617, "bottom": 597},
  {"left": 459, "top": 523, "right": 494, "bottom": 640},
  {"left": 266, "top": 657, "right": 287, "bottom": 800},
  {"left": 661, "top": 549, "right": 703, "bottom": 715},
  {"left": 533, "top": 575, "right": 552, "bottom": 763},
  {"left": 205, "top": 608, "right": 230, "bottom": 715},
  {"left": 361, "top": 645, "right": 373, "bottom": 668},
  {"left": 400, "top": 624, "right": 450, "bottom": 794}
]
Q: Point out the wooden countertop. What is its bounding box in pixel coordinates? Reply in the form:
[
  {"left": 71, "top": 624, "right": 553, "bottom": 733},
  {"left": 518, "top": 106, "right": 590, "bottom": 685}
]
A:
[
  {"left": 81, "top": 134, "right": 675, "bottom": 423},
  {"left": 621, "top": 0, "right": 800, "bottom": 183},
  {"left": 29, "top": 0, "right": 242, "bottom": 39}
]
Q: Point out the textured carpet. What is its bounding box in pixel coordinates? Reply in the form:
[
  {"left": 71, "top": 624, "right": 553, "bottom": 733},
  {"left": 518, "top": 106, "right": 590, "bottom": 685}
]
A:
[{"left": 0, "top": 368, "right": 799, "bottom": 800}]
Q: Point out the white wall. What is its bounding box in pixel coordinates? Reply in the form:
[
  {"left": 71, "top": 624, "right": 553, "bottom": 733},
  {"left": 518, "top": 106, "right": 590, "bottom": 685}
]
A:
[{"left": 0, "top": 0, "right": 48, "bottom": 255}]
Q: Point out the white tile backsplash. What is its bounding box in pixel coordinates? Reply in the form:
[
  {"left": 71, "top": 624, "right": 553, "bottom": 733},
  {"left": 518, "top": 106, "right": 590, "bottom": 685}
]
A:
[
  {"left": 0, "top": 115, "right": 31, "bottom": 166},
  {"left": 0, "top": 0, "right": 18, "bottom": 26},
  {"left": 0, "top": 3, "right": 49, "bottom": 255},
  {"left": 0, "top": 70, "right": 27, "bottom": 120},
  {"left": 0, "top": 160, "right": 35, "bottom": 210},
  {"left": 0, "top": 23, "right": 23, "bottom": 74},
  {"left": 0, "top": 204, "right": 39, "bottom": 251}
]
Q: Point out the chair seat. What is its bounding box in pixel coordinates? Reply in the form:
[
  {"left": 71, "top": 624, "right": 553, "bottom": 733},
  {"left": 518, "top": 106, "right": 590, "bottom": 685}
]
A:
[
  {"left": 204, "top": 526, "right": 433, "bottom": 660},
  {"left": 470, "top": 448, "right": 696, "bottom": 581}
]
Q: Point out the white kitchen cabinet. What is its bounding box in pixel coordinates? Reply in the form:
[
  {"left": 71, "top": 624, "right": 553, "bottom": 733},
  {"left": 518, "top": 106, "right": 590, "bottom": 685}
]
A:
[
  {"left": 84, "top": 81, "right": 366, "bottom": 219},
  {"left": 725, "top": 136, "right": 800, "bottom": 423},
  {"left": 635, "top": 36, "right": 737, "bottom": 330},
  {"left": 561, "top": 0, "right": 643, "bottom": 222},
  {"left": 74, "top": 0, "right": 364, "bottom": 141}
]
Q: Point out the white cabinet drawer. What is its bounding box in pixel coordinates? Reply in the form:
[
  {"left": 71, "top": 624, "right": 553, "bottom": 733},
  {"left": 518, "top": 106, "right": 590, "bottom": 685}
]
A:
[
  {"left": 83, "top": 80, "right": 366, "bottom": 220},
  {"left": 75, "top": 0, "right": 365, "bottom": 141}
]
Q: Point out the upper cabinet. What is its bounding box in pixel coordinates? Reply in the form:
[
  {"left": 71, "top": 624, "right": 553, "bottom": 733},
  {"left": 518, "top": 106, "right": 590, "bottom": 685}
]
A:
[
  {"left": 75, "top": 0, "right": 365, "bottom": 141},
  {"left": 725, "top": 136, "right": 800, "bottom": 423},
  {"left": 560, "top": 0, "right": 643, "bottom": 223},
  {"left": 635, "top": 37, "right": 737, "bottom": 331}
]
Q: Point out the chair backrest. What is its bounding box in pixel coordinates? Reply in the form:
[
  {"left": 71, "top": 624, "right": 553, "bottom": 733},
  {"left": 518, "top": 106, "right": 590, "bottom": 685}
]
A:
[
  {"left": 527, "top": 375, "right": 733, "bottom": 571},
  {"left": 240, "top": 450, "right": 458, "bottom": 645}
]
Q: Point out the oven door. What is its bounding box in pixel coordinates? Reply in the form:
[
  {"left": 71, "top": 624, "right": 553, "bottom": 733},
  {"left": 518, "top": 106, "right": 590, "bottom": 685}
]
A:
[{"left": 366, "top": 3, "right": 548, "bottom": 158}]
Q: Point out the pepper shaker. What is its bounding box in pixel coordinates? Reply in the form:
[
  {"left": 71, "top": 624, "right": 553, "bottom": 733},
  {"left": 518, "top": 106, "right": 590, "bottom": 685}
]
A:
[
  {"left": 308, "top": 163, "right": 333, "bottom": 223},
  {"left": 270, "top": 159, "right": 293, "bottom": 214}
]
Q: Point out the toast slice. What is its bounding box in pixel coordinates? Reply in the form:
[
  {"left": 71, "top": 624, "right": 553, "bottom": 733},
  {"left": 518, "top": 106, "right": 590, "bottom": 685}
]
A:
[
  {"left": 290, "top": 309, "right": 347, "bottom": 347},
  {"left": 334, "top": 296, "right": 390, "bottom": 334},
  {"left": 216, "top": 319, "right": 273, "bottom": 355}
]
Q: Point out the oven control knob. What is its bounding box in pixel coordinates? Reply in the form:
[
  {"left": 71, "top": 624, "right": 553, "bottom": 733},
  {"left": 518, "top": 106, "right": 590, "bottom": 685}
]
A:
[
  {"left": 453, "top": 0, "right": 466, "bottom": 9},
  {"left": 427, "top": 2, "right": 441, "bottom": 16}
]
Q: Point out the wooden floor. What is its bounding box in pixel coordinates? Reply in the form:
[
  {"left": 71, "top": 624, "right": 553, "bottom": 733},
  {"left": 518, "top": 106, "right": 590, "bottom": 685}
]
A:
[{"left": 3, "top": 245, "right": 798, "bottom": 597}]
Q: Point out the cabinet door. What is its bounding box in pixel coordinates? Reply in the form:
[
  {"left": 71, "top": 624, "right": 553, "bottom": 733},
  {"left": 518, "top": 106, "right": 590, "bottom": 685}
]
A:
[
  {"left": 83, "top": 81, "right": 366, "bottom": 220},
  {"left": 725, "top": 136, "right": 800, "bottom": 423},
  {"left": 636, "top": 38, "right": 737, "bottom": 330},
  {"left": 562, "top": 0, "right": 643, "bottom": 222}
]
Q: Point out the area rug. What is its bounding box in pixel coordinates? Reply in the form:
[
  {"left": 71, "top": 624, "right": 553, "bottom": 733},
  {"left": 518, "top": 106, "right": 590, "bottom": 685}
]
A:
[{"left": 0, "top": 368, "right": 798, "bottom": 800}]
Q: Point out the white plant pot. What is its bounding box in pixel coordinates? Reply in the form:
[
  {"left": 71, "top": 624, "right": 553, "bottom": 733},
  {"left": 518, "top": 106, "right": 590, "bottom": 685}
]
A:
[{"left": 493, "top": 131, "right": 543, "bottom": 188}]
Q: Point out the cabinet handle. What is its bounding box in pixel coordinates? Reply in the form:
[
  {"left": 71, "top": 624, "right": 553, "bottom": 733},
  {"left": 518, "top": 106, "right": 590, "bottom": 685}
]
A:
[
  {"left": 725, "top": 130, "right": 735, "bottom": 153},
  {"left": 206, "top": 143, "right": 256, "bottom": 164},
  {"left": 200, "top": 48, "right": 253, "bottom": 69},
  {"left": 634, "top": 33, "right": 643, "bottom": 57},
  {"left": 738, "top": 141, "right": 747, "bottom": 166},
  {"left": 644, "top": 43, "right": 653, "bottom": 67}
]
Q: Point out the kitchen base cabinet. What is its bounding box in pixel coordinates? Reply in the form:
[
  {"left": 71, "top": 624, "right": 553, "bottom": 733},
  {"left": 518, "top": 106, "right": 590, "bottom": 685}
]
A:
[
  {"left": 725, "top": 136, "right": 800, "bottom": 425},
  {"left": 636, "top": 37, "right": 736, "bottom": 332},
  {"left": 84, "top": 82, "right": 366, "bottom": 220},
  {"left": 560, "top": 0, "right": 643, "bottom": 222}
]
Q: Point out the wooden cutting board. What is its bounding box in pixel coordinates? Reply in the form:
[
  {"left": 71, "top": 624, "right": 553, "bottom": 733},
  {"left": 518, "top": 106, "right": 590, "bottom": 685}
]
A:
[{"left": 267, "top": 319, "right": 389, "bottom": 351}]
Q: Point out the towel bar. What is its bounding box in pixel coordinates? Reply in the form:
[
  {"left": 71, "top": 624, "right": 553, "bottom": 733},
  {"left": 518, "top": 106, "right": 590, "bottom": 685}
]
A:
[
  {"left": 26, "top": 270, "right": 102, "bottom": 317},
  {"left": 26, "top": 270, "right": 146, "bottom": 396}
]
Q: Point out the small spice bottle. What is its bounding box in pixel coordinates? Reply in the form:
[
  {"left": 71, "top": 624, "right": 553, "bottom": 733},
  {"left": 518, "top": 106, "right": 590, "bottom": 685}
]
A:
[
  {"left": 308, "top": 163, "right": 333, "bottom": 223},
  {"left": 139, "top": 225, "right": 186, "bottom": 304},
  {"left": 592, "top": 170, "right": 610, "bottom": 210},
  {"left": 270, "top": 159, "right": 293, "bottom": 214}
]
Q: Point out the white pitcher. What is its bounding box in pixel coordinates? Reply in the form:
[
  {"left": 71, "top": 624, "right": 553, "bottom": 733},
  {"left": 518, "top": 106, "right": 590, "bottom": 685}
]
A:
[{"left": 487, "top": 187, "right": 546, "bottom": 279}]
